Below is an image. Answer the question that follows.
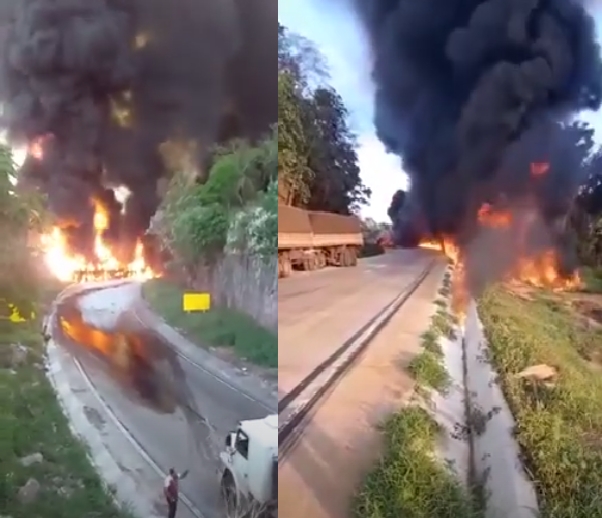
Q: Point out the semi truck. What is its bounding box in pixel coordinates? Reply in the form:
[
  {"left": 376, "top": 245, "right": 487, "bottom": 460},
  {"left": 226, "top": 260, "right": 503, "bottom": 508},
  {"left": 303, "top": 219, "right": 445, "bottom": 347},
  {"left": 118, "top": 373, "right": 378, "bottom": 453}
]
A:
[
  {"left": 220, "top": 414, "right": 278, "bottom": 517},
  {"left": 278, "top": 204, "right": 364, "bottom": 277}
]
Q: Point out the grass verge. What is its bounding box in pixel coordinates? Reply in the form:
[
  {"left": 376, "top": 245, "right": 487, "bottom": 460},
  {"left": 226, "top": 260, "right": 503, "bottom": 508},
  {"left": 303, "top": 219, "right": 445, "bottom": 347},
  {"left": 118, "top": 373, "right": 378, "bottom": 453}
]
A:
[
  {"left": 580, "top": 266, "right": 602, "bottom": 293},
  {"left": 353, "top": 407, "right": 480, "bottom": 518},
  {"left": 0, "top": 317, "right": 133, "bottom": 518},
  {"left": 142, "top": 278, "right": 277, "bottom": 368},
  {"left": 479, "top": 286, "right": 602, "bottom": 517},
  {"left": 353, "top": 270, "right": 481, "bottom": 518}
]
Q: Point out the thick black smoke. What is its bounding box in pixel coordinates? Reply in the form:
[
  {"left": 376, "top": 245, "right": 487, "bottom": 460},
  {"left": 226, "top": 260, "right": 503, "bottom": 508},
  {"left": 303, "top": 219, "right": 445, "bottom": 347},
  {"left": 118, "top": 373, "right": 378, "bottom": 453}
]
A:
[
  {"left": 352, "top": 0, "right": 602, "bottom": 287},
  {"left": 0, "top": 0, "right": 276, "bottom": 259}
]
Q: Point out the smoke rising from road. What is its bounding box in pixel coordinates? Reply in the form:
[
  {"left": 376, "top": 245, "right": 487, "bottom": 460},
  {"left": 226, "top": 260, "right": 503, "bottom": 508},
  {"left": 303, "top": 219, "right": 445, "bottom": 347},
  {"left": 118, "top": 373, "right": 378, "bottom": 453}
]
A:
[
  {"left": 0, "top": 0, "right": 276, "bottom": 259},
  {"left": 351, "top": 0, "right": 602, "bottom": 288}
]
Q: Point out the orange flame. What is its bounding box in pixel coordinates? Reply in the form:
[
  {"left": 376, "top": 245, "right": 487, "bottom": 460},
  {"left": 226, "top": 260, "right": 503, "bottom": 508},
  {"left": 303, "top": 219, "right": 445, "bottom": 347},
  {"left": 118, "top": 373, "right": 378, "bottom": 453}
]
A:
[
  {"left": 477, "top": 203, "right": 512, "bottom": 228},
  {"left": 41, "top": 199, "right": 155, "bottom": 283},
  {"left": 530, "top": 162, "right": 550, "bottom": 177},
  {"left": 418, "top": 239, "right": 443, "bottom": 251},
  {"left": 418, "top": 238, "right": 459, "bottom": 265},
  {"left": 434, "top": 200, "right": 580, "bottom": 323}
]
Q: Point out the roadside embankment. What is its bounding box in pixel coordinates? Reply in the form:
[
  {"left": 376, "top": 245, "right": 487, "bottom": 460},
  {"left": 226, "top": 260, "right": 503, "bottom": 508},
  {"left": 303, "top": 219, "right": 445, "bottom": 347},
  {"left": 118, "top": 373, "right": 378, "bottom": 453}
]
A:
[
  {"left": 355, "top": 266, "right": 552, "bottom": 518},
  {"left": 142, "top": 277, "right": 277, "bottom": 368},
  {"left": 354, "top": 265, "right": 482, "bottom": 518},
  {"left": 479, "top": 285, "right": 602, "bottom": 517},
  {"left": 0, "top": 295, "right": 134, "bottom": 518}
]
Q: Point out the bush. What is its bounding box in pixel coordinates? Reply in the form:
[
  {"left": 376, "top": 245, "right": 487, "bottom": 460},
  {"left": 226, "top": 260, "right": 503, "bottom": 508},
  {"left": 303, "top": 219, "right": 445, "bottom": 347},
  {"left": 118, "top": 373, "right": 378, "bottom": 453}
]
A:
[
  {"left": 226, "top": 180, "right": 277, "bottom": 259},
  {"left": 156, "top": 130, "right": 277, "bottom": 266}
]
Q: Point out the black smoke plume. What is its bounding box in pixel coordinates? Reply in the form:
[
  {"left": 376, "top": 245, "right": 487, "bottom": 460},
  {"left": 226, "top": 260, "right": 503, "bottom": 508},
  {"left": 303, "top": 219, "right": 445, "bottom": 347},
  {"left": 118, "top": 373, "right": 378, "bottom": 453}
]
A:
[
  {"left": 352, "top": 0, "right": 602, "bottom": 291},
  {"left": 0, "top": 0, "right": 276, "bottom": 260}
]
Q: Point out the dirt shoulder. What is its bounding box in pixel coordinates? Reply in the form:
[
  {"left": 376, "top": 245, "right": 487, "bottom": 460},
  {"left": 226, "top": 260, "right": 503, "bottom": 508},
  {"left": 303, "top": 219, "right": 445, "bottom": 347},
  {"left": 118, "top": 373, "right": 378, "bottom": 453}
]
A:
[
  {"left": 0, "top": 316, "right": 133, "bottom": 518},
  {"left": 479, "top": 284, "right": 602, "bottom": 517}
]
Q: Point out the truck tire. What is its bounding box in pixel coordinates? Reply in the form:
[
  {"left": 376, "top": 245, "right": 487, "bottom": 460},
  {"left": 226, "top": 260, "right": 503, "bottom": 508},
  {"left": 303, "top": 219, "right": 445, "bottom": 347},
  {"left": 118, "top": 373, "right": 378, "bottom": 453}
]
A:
[
  {"left": 303, "top": 255, "right": 316, "bottom": 271},
  {"left": 348, "top": 247, "right": 357, "bottom": 266},
  {"left": 316, "top": 252, "right": 326, "bottom": 269},
  {"left": 279, "top": 254, "right": 292, "bottom": 278},
  {"left": 341, "top": 247, "right": 350, "bottom": 267}
]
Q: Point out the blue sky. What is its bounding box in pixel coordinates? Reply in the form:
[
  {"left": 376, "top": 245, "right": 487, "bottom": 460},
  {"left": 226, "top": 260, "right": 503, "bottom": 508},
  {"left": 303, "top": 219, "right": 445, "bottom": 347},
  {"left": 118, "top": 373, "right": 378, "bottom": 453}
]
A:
[{"left": 279, "top": 0, "right": 602, "bottom": 223}]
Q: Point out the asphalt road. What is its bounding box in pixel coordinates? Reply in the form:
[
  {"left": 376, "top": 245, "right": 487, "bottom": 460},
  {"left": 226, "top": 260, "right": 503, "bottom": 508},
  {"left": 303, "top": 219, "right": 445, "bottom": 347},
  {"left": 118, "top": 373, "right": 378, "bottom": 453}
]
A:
[
  {"left": 278, "top": 248, "right": 438, "bottom": 397},
  {"left": 278, "top": 254, "right": 446, "bottom": 518},
  {"left": 57, "top": 283, "right": 272, "bottom": 518}
]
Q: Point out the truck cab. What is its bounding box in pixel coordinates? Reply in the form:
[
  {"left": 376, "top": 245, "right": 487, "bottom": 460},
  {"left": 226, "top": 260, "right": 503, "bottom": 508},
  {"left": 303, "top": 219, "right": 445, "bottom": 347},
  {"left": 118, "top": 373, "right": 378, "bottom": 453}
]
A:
[{"left": 220, "top": 414, "right": 278, "bottom": 517}]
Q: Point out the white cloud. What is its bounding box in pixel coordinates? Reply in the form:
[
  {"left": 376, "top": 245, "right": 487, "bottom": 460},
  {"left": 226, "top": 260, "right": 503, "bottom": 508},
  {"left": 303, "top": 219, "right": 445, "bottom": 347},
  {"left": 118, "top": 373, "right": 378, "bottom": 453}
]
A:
[{"left": 356, "top": 134, "right": 408, "bottom": 222}]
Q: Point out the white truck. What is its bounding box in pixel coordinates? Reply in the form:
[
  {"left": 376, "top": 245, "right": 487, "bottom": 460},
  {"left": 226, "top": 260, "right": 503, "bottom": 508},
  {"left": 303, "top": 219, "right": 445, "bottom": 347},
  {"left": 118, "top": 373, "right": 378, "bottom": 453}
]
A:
[{"left": 220, "top": 414, "right": 278, "bottom": 517}]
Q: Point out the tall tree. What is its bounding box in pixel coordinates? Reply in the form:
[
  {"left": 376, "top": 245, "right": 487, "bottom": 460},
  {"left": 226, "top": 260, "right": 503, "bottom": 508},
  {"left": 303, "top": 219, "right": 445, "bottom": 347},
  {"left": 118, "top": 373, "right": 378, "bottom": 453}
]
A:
[
  {"left": 277, "top": 71, "right": 313, "bottom": 206},
  {"left": 305, "top": 87, "right": 371, "bottom": 214},
  {"left": 278, "top": 25, "right": 371, "bottom": 215},
  {"left": 278, "top": 23, "right": 329, "bottom": 90}
]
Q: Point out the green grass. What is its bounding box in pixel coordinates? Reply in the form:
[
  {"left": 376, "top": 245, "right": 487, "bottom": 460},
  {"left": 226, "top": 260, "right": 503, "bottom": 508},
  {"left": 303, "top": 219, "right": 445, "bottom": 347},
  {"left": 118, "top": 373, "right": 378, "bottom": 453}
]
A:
[
  {"left": 421, "top": 329, "right": 443, "bottom": 356},
  {"left": 0, "top": 318, "right": 134, "bottom": 518},
  {"left": 142, "top": 278, "right": 277, "bottom": 368},
  {"left": 580, "top": 266, "right": 602, "bottom": 294},
  {"left": 354, "top": 293, "right": 480, "bottom": 518},
  {"left": 408, "top": 351, "right": 450, "bottom": 393},
  {"left": 353, "top": 407, "right": 482, "bottom": 518},
  {"left": 434, "top": 298, "right": 448, "bottom": 309},
  {"left": 432, "top": 310, "right": 455, "bottom": 339},
  {"left": 479, "top": 286, "right": 602, "bottom": 518}
]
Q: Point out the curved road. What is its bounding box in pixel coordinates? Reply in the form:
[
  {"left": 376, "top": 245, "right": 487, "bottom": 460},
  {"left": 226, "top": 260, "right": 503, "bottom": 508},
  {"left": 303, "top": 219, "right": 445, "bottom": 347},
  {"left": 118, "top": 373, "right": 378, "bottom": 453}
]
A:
[
  {"left": 49, "top": 282, "right": 276, "bottom": 518},
  {"left": 278, "top": 248, "right": 438, "bottom": 396}
]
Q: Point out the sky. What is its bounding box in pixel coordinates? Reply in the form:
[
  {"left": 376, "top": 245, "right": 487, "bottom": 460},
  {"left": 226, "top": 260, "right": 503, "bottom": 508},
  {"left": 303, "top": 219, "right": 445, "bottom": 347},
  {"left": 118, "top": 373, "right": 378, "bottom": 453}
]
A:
[{"left": 278, "top": 0, "right": 602, "bottom": 223}]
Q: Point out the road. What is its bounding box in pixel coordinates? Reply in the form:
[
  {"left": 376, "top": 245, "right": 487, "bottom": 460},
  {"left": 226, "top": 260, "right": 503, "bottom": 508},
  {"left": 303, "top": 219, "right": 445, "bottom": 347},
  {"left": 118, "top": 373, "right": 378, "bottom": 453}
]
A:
[
  {"left": 278, "top": 248, "right": 438, "bottom": 396},
  {"left": 278, "top": 249, "right": 445, "bottom": 518},
  {"left": 50, "top": 282, "right": 275, "bottom": 518}
]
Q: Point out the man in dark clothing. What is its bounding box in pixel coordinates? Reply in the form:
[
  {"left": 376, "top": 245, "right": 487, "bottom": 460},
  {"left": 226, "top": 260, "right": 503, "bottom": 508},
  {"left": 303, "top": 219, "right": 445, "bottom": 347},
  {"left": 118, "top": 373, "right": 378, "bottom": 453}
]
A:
[{"left": 164, "top": 468, "right": 189, "bottom": 518}]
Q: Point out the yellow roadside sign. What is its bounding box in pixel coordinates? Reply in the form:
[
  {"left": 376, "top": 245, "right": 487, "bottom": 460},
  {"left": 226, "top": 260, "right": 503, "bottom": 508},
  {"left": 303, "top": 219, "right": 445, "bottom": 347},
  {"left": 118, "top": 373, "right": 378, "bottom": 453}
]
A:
[{"left": 182, "top": 292, "right": 211, "bottom": 313}]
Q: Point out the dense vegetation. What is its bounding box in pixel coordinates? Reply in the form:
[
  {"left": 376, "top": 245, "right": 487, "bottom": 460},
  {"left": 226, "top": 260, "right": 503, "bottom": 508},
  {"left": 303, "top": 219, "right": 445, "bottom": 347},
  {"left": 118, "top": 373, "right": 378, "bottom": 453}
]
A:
[
  {"left": 0, "top": 144, "right": 49, "bottom": 322},
  {"left": 278, "top": 23, "right": 371, "bottom": 216},
  {"left": 0, "top": 144, "right": 132, "bottom": 517},
  {"left": 152, "top": 132, "right": 278, "bottom": 271}
]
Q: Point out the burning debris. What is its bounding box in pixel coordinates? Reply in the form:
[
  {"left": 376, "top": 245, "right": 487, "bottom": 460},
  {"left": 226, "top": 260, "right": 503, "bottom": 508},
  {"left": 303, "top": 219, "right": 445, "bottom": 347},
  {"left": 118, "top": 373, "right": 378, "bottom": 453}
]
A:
[
  {"left": 0, "top": 0, "right": 276, "bottom": 281},
  {"left": 41, "top": 199, "right": 154, "bottom": 282},
  {"left": 352, "top": 0, "right": 602, "bottom": 304}
]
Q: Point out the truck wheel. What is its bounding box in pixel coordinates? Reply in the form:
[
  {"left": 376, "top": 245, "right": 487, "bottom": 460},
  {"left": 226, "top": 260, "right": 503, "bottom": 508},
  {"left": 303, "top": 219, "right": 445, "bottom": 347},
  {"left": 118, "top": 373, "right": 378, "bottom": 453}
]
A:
[
  {"left": 304, "top": 256, "right": 316, "bottom": 271},
  {"left": 340, "top": 247, "right": 350, "bottom": 267},
  {"left": 279, "top": 255, "right": 292, "bottom": 278},
  {"left": 221, "top": 471, "right": 237, "bottom": 515},
  {"left": 348, "top": 248, "right": 358, "bottom": 266},
  {"left": 317, "top": 253, "right": 326, "bottom": 269}
]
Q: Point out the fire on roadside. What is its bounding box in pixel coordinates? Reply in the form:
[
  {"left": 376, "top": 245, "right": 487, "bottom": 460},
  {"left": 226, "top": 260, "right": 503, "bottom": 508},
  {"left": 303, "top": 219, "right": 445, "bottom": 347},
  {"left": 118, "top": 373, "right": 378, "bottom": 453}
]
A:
[
  {"left": 40, "top": 200, "right": 155, "bottom": 283},
  {"left": 418, "top": 239, "right": 443, "bottom": 252},
  {"left": 418, "top": 237, "right": 459, "bottom": 265},
  {"left": 419, "top": 161, "right": 581, "bottom": 320},
  {"left": 28, "top": 138, "right": 156, "bottom": 284}
]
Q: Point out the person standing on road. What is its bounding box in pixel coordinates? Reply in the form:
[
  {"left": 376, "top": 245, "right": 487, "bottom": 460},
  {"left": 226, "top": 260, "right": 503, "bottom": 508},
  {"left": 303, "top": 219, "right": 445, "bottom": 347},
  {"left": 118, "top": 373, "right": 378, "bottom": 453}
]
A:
[{"left": 164, "top": 468, "right": 189, "bottom": 518}]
